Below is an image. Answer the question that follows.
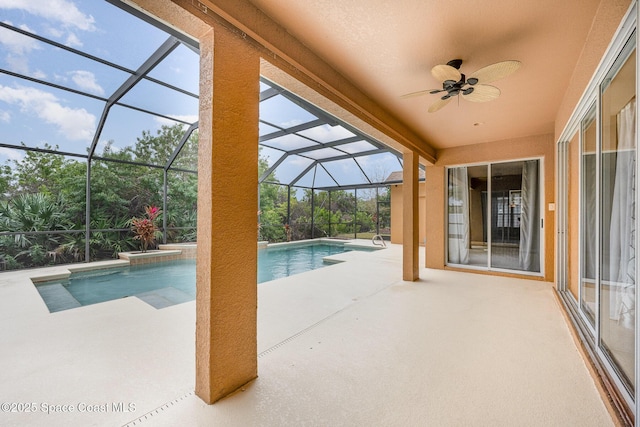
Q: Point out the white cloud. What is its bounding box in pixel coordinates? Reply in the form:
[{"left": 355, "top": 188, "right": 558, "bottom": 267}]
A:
[
  {"left": 69, "top": 70, "right": 104, "bottom": 96},
  {"left": 298, "top": 124, "right": 355, "bottom": 142},
  {"left": 0, "top": 84, "right": 96, "bottom": 141},
  {"left": 154, "top": 115, "right": 198, "bottom": 127},
  {"left": 65, "top": 32, "right": 82, "bottom": 48},
  {"left": 31, "top": 69, "right": 46, "bottom": 79},
  {"left": 280, "top": 119, "right": 303, "bottom": 128},
  {"left": 1, "top": 23, "right": 48, "bottom": 78},
  {"left": 0, "top": 0, "right": 96, "bottom": 31},
  {"left": 0, "top": 146, "right": 23, "bottom": 161},
  {"left": 0, "top": 1, "right": 94, "bottom": 51},
  {"left": 267, "top": 133, "right": 316, "bottom": 150},
  {"left": 0, "top": 110, "right": 9, "bottom": 122},
  {"left": 4, "top": 53, "right": 47, "bottom": 81},
  {"left": 4, "top": 53, "right": 29, "bottom": 74},
  {"left": 0, "top": 23, "right": 40, "bottom": 55},
  {"left": 289, "top": 156, "right": 314, "bottom": 167},
  {"left": 340, "top": 140, "right": 375, "bottom": 154},
  {"left": 45, "top": 26, "right": 63, "bottom": 39}
]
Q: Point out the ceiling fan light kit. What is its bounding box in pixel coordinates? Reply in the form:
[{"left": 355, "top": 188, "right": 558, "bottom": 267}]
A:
[{"left": 402, "top": 59, "right": 521, "bottom": 112}]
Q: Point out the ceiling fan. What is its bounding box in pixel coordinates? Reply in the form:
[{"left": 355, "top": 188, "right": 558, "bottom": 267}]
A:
[{"left": 401, "top": 59, "right": 521, "bottom": 112}]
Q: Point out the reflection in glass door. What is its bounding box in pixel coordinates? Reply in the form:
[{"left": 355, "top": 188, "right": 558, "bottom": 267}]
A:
[
  {"left": 467, "top": 166, "right": 488, "bottom": 267},
  {"left": 598, "top": 44, "right": 635, "bottom": 391},
  {"left": 580, "top": 106, "right": 597, "bottom": 327},
  {"left": 490, "top": 161, "right": 540, "bottom": 272}
]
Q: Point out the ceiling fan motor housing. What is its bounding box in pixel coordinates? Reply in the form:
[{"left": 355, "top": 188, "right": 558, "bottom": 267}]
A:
[
  {"left": 446, "top": 59, "right": 463, "bottom": 69},
  {"left": 442, "top": 73, "right": 474, "bottom": 99}
]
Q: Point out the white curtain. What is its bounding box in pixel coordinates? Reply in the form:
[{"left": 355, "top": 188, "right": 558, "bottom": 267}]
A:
[
  {"left": 519, "top": 160, "right": 540, "bottom": 271},
  {"left": 448, "top": 167, "right": 470, "bottom": 264},
  {"left": 610, "top": 99, "right": 636, "bottom": 329}
]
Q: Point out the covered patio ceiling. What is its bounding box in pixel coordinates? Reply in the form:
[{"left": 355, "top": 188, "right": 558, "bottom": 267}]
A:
[{"left": 245, "top": 0, "right": 606, "bottom": 149}]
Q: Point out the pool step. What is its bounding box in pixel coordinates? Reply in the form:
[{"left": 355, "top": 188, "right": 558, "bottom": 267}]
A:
[
  {"left": 134, "top": 287, "right": 193, "bottom": 309},
  {"left": 36, "top": 283, "right": 82, "bottom": 313}
]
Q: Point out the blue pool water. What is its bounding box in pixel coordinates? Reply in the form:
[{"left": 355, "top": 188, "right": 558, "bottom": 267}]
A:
[{"left": 37, "top": 243, "right": 373, "bottom": 310}]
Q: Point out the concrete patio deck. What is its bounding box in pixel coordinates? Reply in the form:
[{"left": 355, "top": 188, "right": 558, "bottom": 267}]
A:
[{"left": 0, "top": 243, "right": 614, "bottom": 426}]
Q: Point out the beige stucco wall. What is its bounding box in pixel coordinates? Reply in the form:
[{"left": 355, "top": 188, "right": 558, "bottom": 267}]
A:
[
  {"left": 425, "top": 133, "right": 556, "bottom": 282},
  {"left": 554, "top": 0, "right": 634, "bottom": 140},
  {"left": 390, "top": 182, "right": 426, "bottom": 245},
  {"left": 195, "top": 26, "right": 260, "bottom": 403}
]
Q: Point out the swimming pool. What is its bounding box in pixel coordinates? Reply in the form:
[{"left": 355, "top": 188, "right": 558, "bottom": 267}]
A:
[{"left": 35, "top": 242, "right": 377, "bottom": 312}]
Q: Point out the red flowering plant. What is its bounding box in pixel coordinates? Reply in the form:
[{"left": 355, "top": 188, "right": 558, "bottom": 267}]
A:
[{"left": 130, "top": 205, "right": 161, "bottom": 252}]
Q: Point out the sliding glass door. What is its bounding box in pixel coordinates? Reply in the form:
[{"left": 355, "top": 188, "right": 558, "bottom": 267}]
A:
[
  {"left": 447, "top": 160, "right": 542, "bottom": 274},
  {"left": 598, "top": 42, "right": 636, "bottom": 392},
  {"left": 556, "top": 17, "right": 637, "bottom": 416}
]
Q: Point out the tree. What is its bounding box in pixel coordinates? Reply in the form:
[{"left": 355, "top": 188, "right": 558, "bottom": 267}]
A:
[
  {"left": 0, "top": 124, "right": 199, "bottom": 268},
  {"left": 0, "top": 163, "right": 12, "bottom": 197},
  {"left": 258, "top": 147, "right": 290, "bottom": 242},
  {"left": 132, "top": 124, "right": 196, "bottom": 167},
  {"left": 7, "top": 143, "right": 68, "bottom": 197},
  {"left": 164, "top": 129, "right": 199, "bottom": 241}
]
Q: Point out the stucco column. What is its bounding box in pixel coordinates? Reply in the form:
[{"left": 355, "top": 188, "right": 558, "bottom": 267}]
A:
[
  {"left": 196, "top": 24, "right": 259, "bottom": 404},
  {"left": 425, "top": 165, "right": 445, "bottom": 269},
  {"left": 402, "top": 150, "right": 419, "bottom": 281}
]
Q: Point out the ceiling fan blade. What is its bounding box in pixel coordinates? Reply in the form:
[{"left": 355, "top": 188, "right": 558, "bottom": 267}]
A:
[
  {"left": 400, "top": 89, "right": 438, "bottom": 99},
  {"left": 468, "top": 60, "right": 521, "bottom": 84},
  {"left": 431, "top": 64, "right": 461, "bottom": 83},
  {"left": 462, "top": 84, "right": 501, "bottom": 102},
  {"left": 428, "top": 97, "right": 453, "bottom": 113}
]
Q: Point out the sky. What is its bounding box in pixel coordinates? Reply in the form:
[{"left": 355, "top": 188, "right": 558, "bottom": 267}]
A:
[
  {"left": 0, "top": 0, "right": 402, "bottom": 188},
  {"left": 0, "top": 0, "right": 198, "bottom": 161}
]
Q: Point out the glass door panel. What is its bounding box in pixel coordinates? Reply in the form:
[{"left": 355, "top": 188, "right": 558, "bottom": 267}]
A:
[
  {"left": 599, "top": 45, "right": 635, "bottom": 391},
  {"left": 490, "top": 160, "right": 540, "bottom": 272},
  {"left": 468, "top": 166, "right": 489, "bottom": 267},
  {"left": 580, "top": 106, "right": 597, "bottom": 327},
  {"left": 447, "top": 167, "right": 471, "bottom": 265},
  {"left": 567, "top": 132, "right": 579, "bottom": 300},
  {"left": 447, "top": 165, "right": 488, "bottom": 267}
]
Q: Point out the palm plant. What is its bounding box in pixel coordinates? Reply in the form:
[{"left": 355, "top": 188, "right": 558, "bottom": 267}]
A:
[
  {"left": 165, "top": 208, "right": 197, "bottom": 242},
  {"left": 0, "top": 193, "right": 73, "bottom": 268},
  {"left": 89, "top": 216, "right": 136, "bottom": 259},
  {"left": 56, "top": 233, "right": 85, "bottom": 262}
]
